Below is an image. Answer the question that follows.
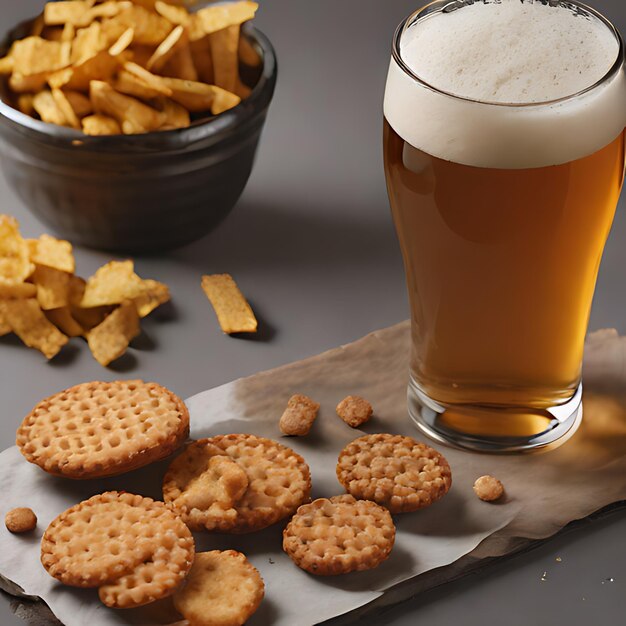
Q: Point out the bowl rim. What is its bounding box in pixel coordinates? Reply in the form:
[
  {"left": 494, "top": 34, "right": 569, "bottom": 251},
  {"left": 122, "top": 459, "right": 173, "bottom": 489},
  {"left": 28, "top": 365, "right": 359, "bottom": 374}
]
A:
[{"left": 0, "top": 20, "right": 277, "bottom": 152}]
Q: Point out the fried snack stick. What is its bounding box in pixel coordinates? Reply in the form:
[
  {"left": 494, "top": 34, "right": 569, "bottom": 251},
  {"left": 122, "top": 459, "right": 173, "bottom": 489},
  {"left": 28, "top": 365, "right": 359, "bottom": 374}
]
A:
[{"left": 201, "top": 274, "right": 257, "bottom": 334}]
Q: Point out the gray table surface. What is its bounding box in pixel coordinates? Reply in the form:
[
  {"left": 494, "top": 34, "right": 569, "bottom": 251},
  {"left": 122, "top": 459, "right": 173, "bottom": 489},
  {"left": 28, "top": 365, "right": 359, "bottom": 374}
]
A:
[{"left": 1, "top": 0, "right": 625, "bottom": 624}]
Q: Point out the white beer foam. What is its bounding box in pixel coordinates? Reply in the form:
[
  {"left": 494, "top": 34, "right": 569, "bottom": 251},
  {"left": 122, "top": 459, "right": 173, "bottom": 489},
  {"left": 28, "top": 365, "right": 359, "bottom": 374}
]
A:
[{"left": 384, "top": 0, "right": 626, "bottom": 169}]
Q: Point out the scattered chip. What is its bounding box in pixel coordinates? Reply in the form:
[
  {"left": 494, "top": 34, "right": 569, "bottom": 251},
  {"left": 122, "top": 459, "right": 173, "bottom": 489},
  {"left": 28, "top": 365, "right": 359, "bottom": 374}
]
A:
[
  {"left": 0, "top": 298, "right": 68, "bottom": 359},
  {"left": 133, "top": 278, "right": 171, "bottom": 317},
  {"left": 45, "top": 307, "right": 84, "bottom": 337},
  {"left": 87, "top": 300, "right": 140, "bottom": 366},
  {"left": 27, "top": 234, "right": 75, "bottom": 273},
  {"left": 82, "top": 113, "right": 122, "bottom": 135},
  {"left": 32, "top": 265, "right": 71, "bottom": 310},
  {"left": 0, "top": 283, "right": 38, "bottom": 299},
  {"left": 81, "top": 259, "right": 149, "bottom": 307},
  {"left": 201, "top": 274, "right": 257, "bottom": 335},
  {"left": 0, "top": 217, "right": 170, "bottom": 365},
  {"left": 0, "top": 215, "right": 34, "bottom": 285}
]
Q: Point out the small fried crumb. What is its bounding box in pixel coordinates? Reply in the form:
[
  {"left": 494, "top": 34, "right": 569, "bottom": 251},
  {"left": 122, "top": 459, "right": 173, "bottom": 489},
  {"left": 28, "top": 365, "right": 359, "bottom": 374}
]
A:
[
  {"left": 473, "top": 475, "right": 504, "bottom": 502},
  {"left": 5, "top": 507, "right": 37, "bottom": 533},
  {"left": 336, "top": 395, "right": 373, "bottom": 428},
  {"left": 279, "top": 394, "right": 320, "bottom": 436}
]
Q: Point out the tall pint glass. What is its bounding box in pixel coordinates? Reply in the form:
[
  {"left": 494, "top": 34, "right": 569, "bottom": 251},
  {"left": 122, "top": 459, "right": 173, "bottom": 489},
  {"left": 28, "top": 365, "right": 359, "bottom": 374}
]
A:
[{"left": 383, "top": 0, "right": 626, "bottom": 452}]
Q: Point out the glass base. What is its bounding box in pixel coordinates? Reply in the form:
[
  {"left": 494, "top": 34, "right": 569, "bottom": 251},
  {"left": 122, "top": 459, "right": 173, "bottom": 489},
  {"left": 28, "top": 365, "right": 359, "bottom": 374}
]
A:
[{"left": 408, "top": 377, "right": 583, "bottom": 453}]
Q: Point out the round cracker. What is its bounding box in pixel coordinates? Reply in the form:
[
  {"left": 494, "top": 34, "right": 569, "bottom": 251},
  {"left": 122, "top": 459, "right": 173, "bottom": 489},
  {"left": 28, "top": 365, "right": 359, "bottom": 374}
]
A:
[
  {"left": 17, "top": 380, "right": 189, "bottom": 479},
  {"left": 173, "top": 550, "right": 264, "bottom": 626},
  {"left": 283, "top": 495, "right": 396, "bottom": 575},
  {"left": 336, "top": 434, "right": 452, "bottom": 513},
  {"left": 41, "top": 492, "right": 194, "bottom": 608},
  {"left": 163, "top": 434, "right": 311, "bottom": 533}
]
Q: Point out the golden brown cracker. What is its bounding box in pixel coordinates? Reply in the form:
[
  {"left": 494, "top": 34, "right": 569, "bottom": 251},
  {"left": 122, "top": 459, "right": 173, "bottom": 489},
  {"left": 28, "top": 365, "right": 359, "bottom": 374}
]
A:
[
  {"left": 283, "top": 495, "right": 396, "bottom": 575},
  {"left": 41, "top": 492, "right": 194, "bottom": 608},
  {"left": 5, "top": 507, "right": 37, "bottom": 533},
  {"left": 336, "top": 395, "right": 373, "bottom": 428},
  {"left": 336, "top": 434, "right": 452, "bottom": 513},
  {"left": 17, "top": 380, "right": 189, "bottom": 479},
  {"left": 164, "top": 434, "right": 311, "bottom": 533},
  {"left": 173, "top": 551, "right": 264, "bottom": 626}
]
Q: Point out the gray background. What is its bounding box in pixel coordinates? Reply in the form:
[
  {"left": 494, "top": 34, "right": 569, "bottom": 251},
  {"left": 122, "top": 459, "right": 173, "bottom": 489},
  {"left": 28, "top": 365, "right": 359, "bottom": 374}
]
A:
[{"left": 1, "top": 0, "right": 625, "bottom": 624}]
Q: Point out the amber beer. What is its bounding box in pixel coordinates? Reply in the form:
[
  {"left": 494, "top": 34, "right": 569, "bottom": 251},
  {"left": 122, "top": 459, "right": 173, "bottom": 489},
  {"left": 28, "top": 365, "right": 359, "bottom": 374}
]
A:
[{"left": 383, "top": 0, "right": 626, "bottom": 451}]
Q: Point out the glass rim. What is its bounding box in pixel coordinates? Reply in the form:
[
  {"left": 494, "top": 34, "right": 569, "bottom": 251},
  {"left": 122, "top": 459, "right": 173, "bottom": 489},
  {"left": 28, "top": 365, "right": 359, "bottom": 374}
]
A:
[{"left": 392, "top": 0, "right": 626, "bottom": 108}]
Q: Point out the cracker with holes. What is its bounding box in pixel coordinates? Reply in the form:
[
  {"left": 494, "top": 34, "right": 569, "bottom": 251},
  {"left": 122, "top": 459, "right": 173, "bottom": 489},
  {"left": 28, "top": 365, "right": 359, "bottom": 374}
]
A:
[
  {"left": 336, "top": 434, "right": 452, "bottom": 513},
  {"left": 173, "top": 550, "right": 264, "bottom": 626},
  {"left": 283, "top": 495, "right": 395, "bottom": 575},
  {"left": 16, "top": 380, "right": 189, "bottom": 479},
  {"left": 163, "top": 434, "right": 311, "bottom": 533},
  {"left": 41, "top": 492, "right": 194, "bottom": 608}
]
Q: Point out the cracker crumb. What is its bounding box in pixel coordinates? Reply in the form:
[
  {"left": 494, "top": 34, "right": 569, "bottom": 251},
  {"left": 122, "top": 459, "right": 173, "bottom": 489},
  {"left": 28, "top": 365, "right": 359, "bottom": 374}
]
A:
[
  {"left": 5, "top": 507, "right": 37, "bottom": 533},
  {"left": 336, "top": 395, "right": 373, "bottom": 428},
  {"left": 473, "top": 475, "right": 504, "bottom": 502},
  {"left": 279, "top": 394, "right": 320, "bottom": 436}
]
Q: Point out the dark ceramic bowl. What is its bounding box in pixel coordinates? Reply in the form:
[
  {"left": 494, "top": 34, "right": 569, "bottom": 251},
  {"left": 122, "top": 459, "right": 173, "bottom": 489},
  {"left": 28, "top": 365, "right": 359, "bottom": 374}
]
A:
[{"left": 0, "top": 20, "right": 277, "bottom": 253}]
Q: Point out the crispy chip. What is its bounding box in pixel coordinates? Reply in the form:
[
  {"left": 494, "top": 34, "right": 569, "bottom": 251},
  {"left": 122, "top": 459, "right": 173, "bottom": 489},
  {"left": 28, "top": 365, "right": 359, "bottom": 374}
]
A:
[
  {"left": 239, "top": 35, "right": 261, "bottom": 67},
  {"left": 115, "top": 69, "right": 170, "bottom": 100},
  {"left": 133, "top": 279, "right": 170, "bottom": 317},
  {"left": 68, "top": 275, "right": 114, "bottom": 329},
  {"left": 0, "top": 215, "right": 34, "bottom": 285},
  {"left": 89, "top": 1, "right": 132, "bottom": 21},
  {"left": 45, "top": 307, "right": 83, "bottom": 337},
  {"left": 211, "top": 84, "right": 241, "bottom": 115},
  {"left": 109, "top": 27, "right": 135, "bottom": 56},
  {"left": 148, "top": 25, "right": 189, "bottom": 74},
  {"left": 209, "top": 25, "right": 239, "bottom": 92},
  {"left": 27, "top": 234, "right": 75, "bottom": 273},
  {"left": 201, "top": 274, "right": 257, "bottom": 334},
  {"left": 70, "top": 22, "right": 107, "bottom": 65},
  {"left": 64, "top": 90, "right": 93, "bottom": 117},
  {"left": 189, "top": 36, "right": 213, "bottom": 83},
  {"left": 32, "top": 265, "right": 71, "bottom": 310},
  {"left": 90, "top": 80, "right": 165, "bottom": 133},
  {"left": 0, "top": 55, "right": 14, "bottom": 74},
  {"left": 104, "top": 6, "right": 173, "bottom": 47},
  {"left": 52, "top": 88, "right": 81, "bottom": 128},
  {"left": 81, "top": 260, "right": 147, "bottom": 307},
  {"left": 156, "top": 97, "right": 190, "bottom": 130},
  {"left": 87, "top": 300, "right": 140, "bottom": 366},
  {"left": 160, "top": 76, "right": 213, "bottom": 112},
  {"left": 0, "top": 283, "right": 38, "bottom": 299},
  {"left": 194, "top": 2, "right": 258, "bottom": 38},
  {"left": 61, "top": 23, "right": 76, "bottom": 43},
  {"left": 16, "top": 94, "right": 35, "bottom": 116},
  {"left": 44, "top": 1, "right": 95, "bottom": 27},
  {"left": 154, "top": 1, "right": 190, "bottom": 27},
  {"left": 162, "top": 42, "right": 198, "bottom": 81},
  {"left": 0, "top": 298, "right": 68, "bottom": 359},
  {"left": 9, "top": 72, "right": 50, "bottom": 94},
  {"left": 11, "top": 37, "right": 70, "bottom": 76},
  {"left": 123, "top": 61, "right": 172, "bottom": 94},
  {"left": 33, "top": 90, "right": 68, "bottom": 126},
  {"left": 82, "top": 113, "right": 122, "bottom": 135},
  {"left": 49, "top": 51, "right": 118, "bottom": 91}
]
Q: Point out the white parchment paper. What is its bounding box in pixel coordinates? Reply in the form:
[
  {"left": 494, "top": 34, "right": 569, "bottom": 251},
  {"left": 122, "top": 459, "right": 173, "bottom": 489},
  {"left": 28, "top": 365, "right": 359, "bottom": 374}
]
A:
[{"left": 0, "top": 322, "right": 625, "bottom": 625}]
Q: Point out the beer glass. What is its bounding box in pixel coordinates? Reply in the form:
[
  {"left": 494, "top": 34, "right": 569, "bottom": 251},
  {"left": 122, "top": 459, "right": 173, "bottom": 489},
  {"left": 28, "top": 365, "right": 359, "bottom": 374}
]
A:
[{"left": 384, "top": 0, "right": 626, "bottom": 452}]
